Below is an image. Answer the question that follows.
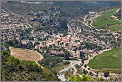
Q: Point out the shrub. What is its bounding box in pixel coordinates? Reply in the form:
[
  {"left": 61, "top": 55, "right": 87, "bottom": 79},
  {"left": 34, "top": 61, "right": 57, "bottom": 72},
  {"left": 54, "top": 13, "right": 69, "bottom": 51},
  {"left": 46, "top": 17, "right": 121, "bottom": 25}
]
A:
[
  {"left": 83, "top": 69, "right": 88, "bottom": 75},
  {"left": 104, "top": 72, "right": 109, "bottom": 77},
  {"left": 84, "top": 64, "right": 87, "bottom": 68},
  {"left": 63, "top": 61, "right": 70, "bottom": 65}
]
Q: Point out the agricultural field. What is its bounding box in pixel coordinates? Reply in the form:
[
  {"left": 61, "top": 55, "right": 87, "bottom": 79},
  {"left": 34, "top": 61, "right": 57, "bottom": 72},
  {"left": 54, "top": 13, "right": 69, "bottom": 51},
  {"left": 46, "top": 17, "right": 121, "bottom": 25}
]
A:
[
  {"left": 92, "top": 8, "right": 121, "bottom": 31},
  {"left": 9, "top": 47, "right": 44, "bottom": 63},
  {"left": 88, "top": 48, "right": 121, "bottom": 73},
  {"left": 105, "top": 24, "right": 121, "bottom": 32}
]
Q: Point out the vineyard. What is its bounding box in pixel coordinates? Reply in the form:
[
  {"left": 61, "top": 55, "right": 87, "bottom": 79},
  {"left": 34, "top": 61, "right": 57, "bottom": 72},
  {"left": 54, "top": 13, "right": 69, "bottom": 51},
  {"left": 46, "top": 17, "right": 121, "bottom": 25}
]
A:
[
  {"left": 88, "top": 48, "right": 121, "bottom": 73},
  {"left": 92, "top": 8, "right": 121, "bottom": 31}
]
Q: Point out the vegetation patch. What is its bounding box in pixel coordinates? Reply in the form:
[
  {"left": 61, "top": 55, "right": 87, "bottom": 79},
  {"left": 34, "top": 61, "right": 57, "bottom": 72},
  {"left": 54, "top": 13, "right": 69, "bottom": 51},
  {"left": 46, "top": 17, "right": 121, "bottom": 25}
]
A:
[
  {"left": 105, "top": 25, "right": 121, "bottom": 32},
  {"left": 1, "top": 50, "right": 60, "bottom": 81},
  {"left": 92, "top": 8, "right": 121, "bottom": 31},
  {"left": 51, "top": 61, "right": 70, "bottom": 72},
  {"left": 38, "top": 53, "right": 63, "bottom": 70},
  {"left": 88, "top": 48, "right": 121, "bottom": 73},
  {"left": 69, "top": 74, "right": 99, "bottom": 81}
]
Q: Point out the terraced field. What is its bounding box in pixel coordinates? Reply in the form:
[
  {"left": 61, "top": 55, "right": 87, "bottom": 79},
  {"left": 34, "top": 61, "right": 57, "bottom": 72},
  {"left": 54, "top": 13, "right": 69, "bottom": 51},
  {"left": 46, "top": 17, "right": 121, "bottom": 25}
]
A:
[
  {"left": 106, "top": 25, "right": 121, "bottom": 31},
  {"left": 9, "top": 47, "right": 44, "bottom": 63},
  {"left": 88, "top": 48, "right": 121, "bottom": 73},
  {"left": 92, "top": 8, "right": 121, "bottom": 31}
]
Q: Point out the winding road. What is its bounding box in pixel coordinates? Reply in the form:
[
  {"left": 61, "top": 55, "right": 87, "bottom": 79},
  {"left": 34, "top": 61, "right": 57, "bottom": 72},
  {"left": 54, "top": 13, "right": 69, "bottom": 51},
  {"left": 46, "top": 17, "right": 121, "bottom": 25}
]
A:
[
  {"left": 57, "top": 59, "right": 82, "bottom": 81},
  {"left": 57, "top": 48, "right": 111, "bottom": 81}
]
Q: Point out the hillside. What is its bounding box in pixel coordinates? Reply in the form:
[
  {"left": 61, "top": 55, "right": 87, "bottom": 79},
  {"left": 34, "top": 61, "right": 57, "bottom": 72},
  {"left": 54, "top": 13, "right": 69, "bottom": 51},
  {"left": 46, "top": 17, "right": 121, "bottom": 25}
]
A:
[
  {"left": 2, "top": 1, "right": 121, "bottom": 18},
  {"left": 92, "top": 8, "right": 121, "bottom": 31},
  {"left": 1, "top": 50, "right": 60, "bottom": 81},
  {"left": 1, "top": 1, "right": 121, "bottom": 35},
  {"left": 54, "top": 1, "right": 121, "bottom": 18},
  {"left": 1, "top": 1, "right": 121, "bottom": 81},
  {"left": 88, "top": 48, "right": 121, "bottom": 74}
]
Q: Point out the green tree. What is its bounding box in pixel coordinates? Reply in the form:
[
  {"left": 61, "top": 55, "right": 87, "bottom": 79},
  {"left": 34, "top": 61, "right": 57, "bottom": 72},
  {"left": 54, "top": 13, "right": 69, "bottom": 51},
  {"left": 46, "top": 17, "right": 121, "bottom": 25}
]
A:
[
  {"left": 104, "top": 72, "right": 109, "bottom": 77},
  {"left": 69, "top": 74, "right": 94, "bottom": 81},
  {"left": 7, "top": 40, "right": 14, "bottom": 46},
  {"left": 27, "top": 42, "right": 34, "bottom": 49},
  {"left": 49, "top": 45, "right": 52, "bottom": 48},
  {"left": 84, "top": 64, "right": 87, "bottom": 68},
  {"left": 64, "top": 51, "right": 69, "bottom": 60},
  {"left": 97, "top": 77, "right": 104, "bottom": 81},
  {"left": 83, "top": 69, "right": 88, "bottom": 75},
  {"left": 81, "top": 59, "right": 84, "bottom": 64},
  {"left": 34, "top": 42, "right": 40, "bottom": 46},
  {"left": 75, "top": 64, "right": 80, "bottom": 69},
  {"left": 81, "top": 74, "right": 94, "bottom": 81},
  {"left": 73, "top": 76, "right": 82, "bottom": 81},
  {"left": 2, "top": 77, "right": 6, "bottom": 81},
  {"left": 65, "top": 43, "right": 68, "bottom": 46},
  {"left": 18, "top": 76, "right": 22, "bottom": 81},
  {"left": 63, "top": 61, "right": 70, "bottom": 65}
]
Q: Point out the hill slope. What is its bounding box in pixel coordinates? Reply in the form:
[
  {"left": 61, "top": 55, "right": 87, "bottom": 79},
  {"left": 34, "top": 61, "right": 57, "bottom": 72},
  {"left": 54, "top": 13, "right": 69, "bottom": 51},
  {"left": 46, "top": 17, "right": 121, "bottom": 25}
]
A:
[
  {"left": 88, "top": 48, "right": 121, "bottom": 73},
  {"left": 1, "top": 50, "right": 60, "bottom": 81},
  {"left": 92, "top": 8, "right": 121, "bottom": 31}
]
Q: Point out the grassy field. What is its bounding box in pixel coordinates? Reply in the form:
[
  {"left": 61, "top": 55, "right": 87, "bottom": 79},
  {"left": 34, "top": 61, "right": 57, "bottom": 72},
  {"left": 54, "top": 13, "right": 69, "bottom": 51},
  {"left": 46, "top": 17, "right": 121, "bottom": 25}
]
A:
[
  {"left": 88, "top": 48, "right": 121, "bottom": 73},
  {"left": 9, "top": 47, "right": 44, "bottom": 62},
  {"left": 92, "top": 8, "right": 121, "bottom": 31}
]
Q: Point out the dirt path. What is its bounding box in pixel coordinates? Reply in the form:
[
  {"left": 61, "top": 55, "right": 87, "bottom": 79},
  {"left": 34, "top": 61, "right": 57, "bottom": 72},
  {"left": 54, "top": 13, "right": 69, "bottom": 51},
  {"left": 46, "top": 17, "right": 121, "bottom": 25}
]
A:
[
  {"left": 90, "top": 13, "right": 101, "bottom": 28},
  {"left": 35, "top": 51, "right": 44, "bottom": 68},
  {"left": 111, "top": 9, "right": 120, "bottom": 21},
  {"left": 82, "top": 12, "right": 102, "bottom": 31}
]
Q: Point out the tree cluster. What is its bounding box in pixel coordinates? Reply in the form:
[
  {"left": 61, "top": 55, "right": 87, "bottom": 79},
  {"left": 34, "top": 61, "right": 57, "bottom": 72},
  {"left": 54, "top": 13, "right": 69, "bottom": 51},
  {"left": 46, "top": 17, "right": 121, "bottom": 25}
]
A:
[
  {"left": 38, "top": 53, "right": 62, "bottom": 70},
  {"left": 1, "top": 50, "right": 60, "bottom": 81},
  {"left": 69, "top": 74, "right": 104, "bottom": 81},
  {"left": 4, "top": 39, "right": 34, "bottom": 50}
]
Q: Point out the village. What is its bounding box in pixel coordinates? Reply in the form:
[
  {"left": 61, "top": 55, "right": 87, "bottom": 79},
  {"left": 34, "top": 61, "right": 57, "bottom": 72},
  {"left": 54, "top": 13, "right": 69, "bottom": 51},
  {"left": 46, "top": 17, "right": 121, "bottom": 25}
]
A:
[
  {"left": 1, "top": 1, "right": 121, "bottom": 81},
  {"left": 1, "top": 10, "right": 121, "bottom": 60}
]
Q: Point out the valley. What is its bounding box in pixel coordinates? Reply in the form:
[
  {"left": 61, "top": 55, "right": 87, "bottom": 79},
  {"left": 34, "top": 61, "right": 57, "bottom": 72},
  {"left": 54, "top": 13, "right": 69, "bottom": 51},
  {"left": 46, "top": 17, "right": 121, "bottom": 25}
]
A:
[{"left": 1, "top": 1, "right": 121, "bottom": 81}]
